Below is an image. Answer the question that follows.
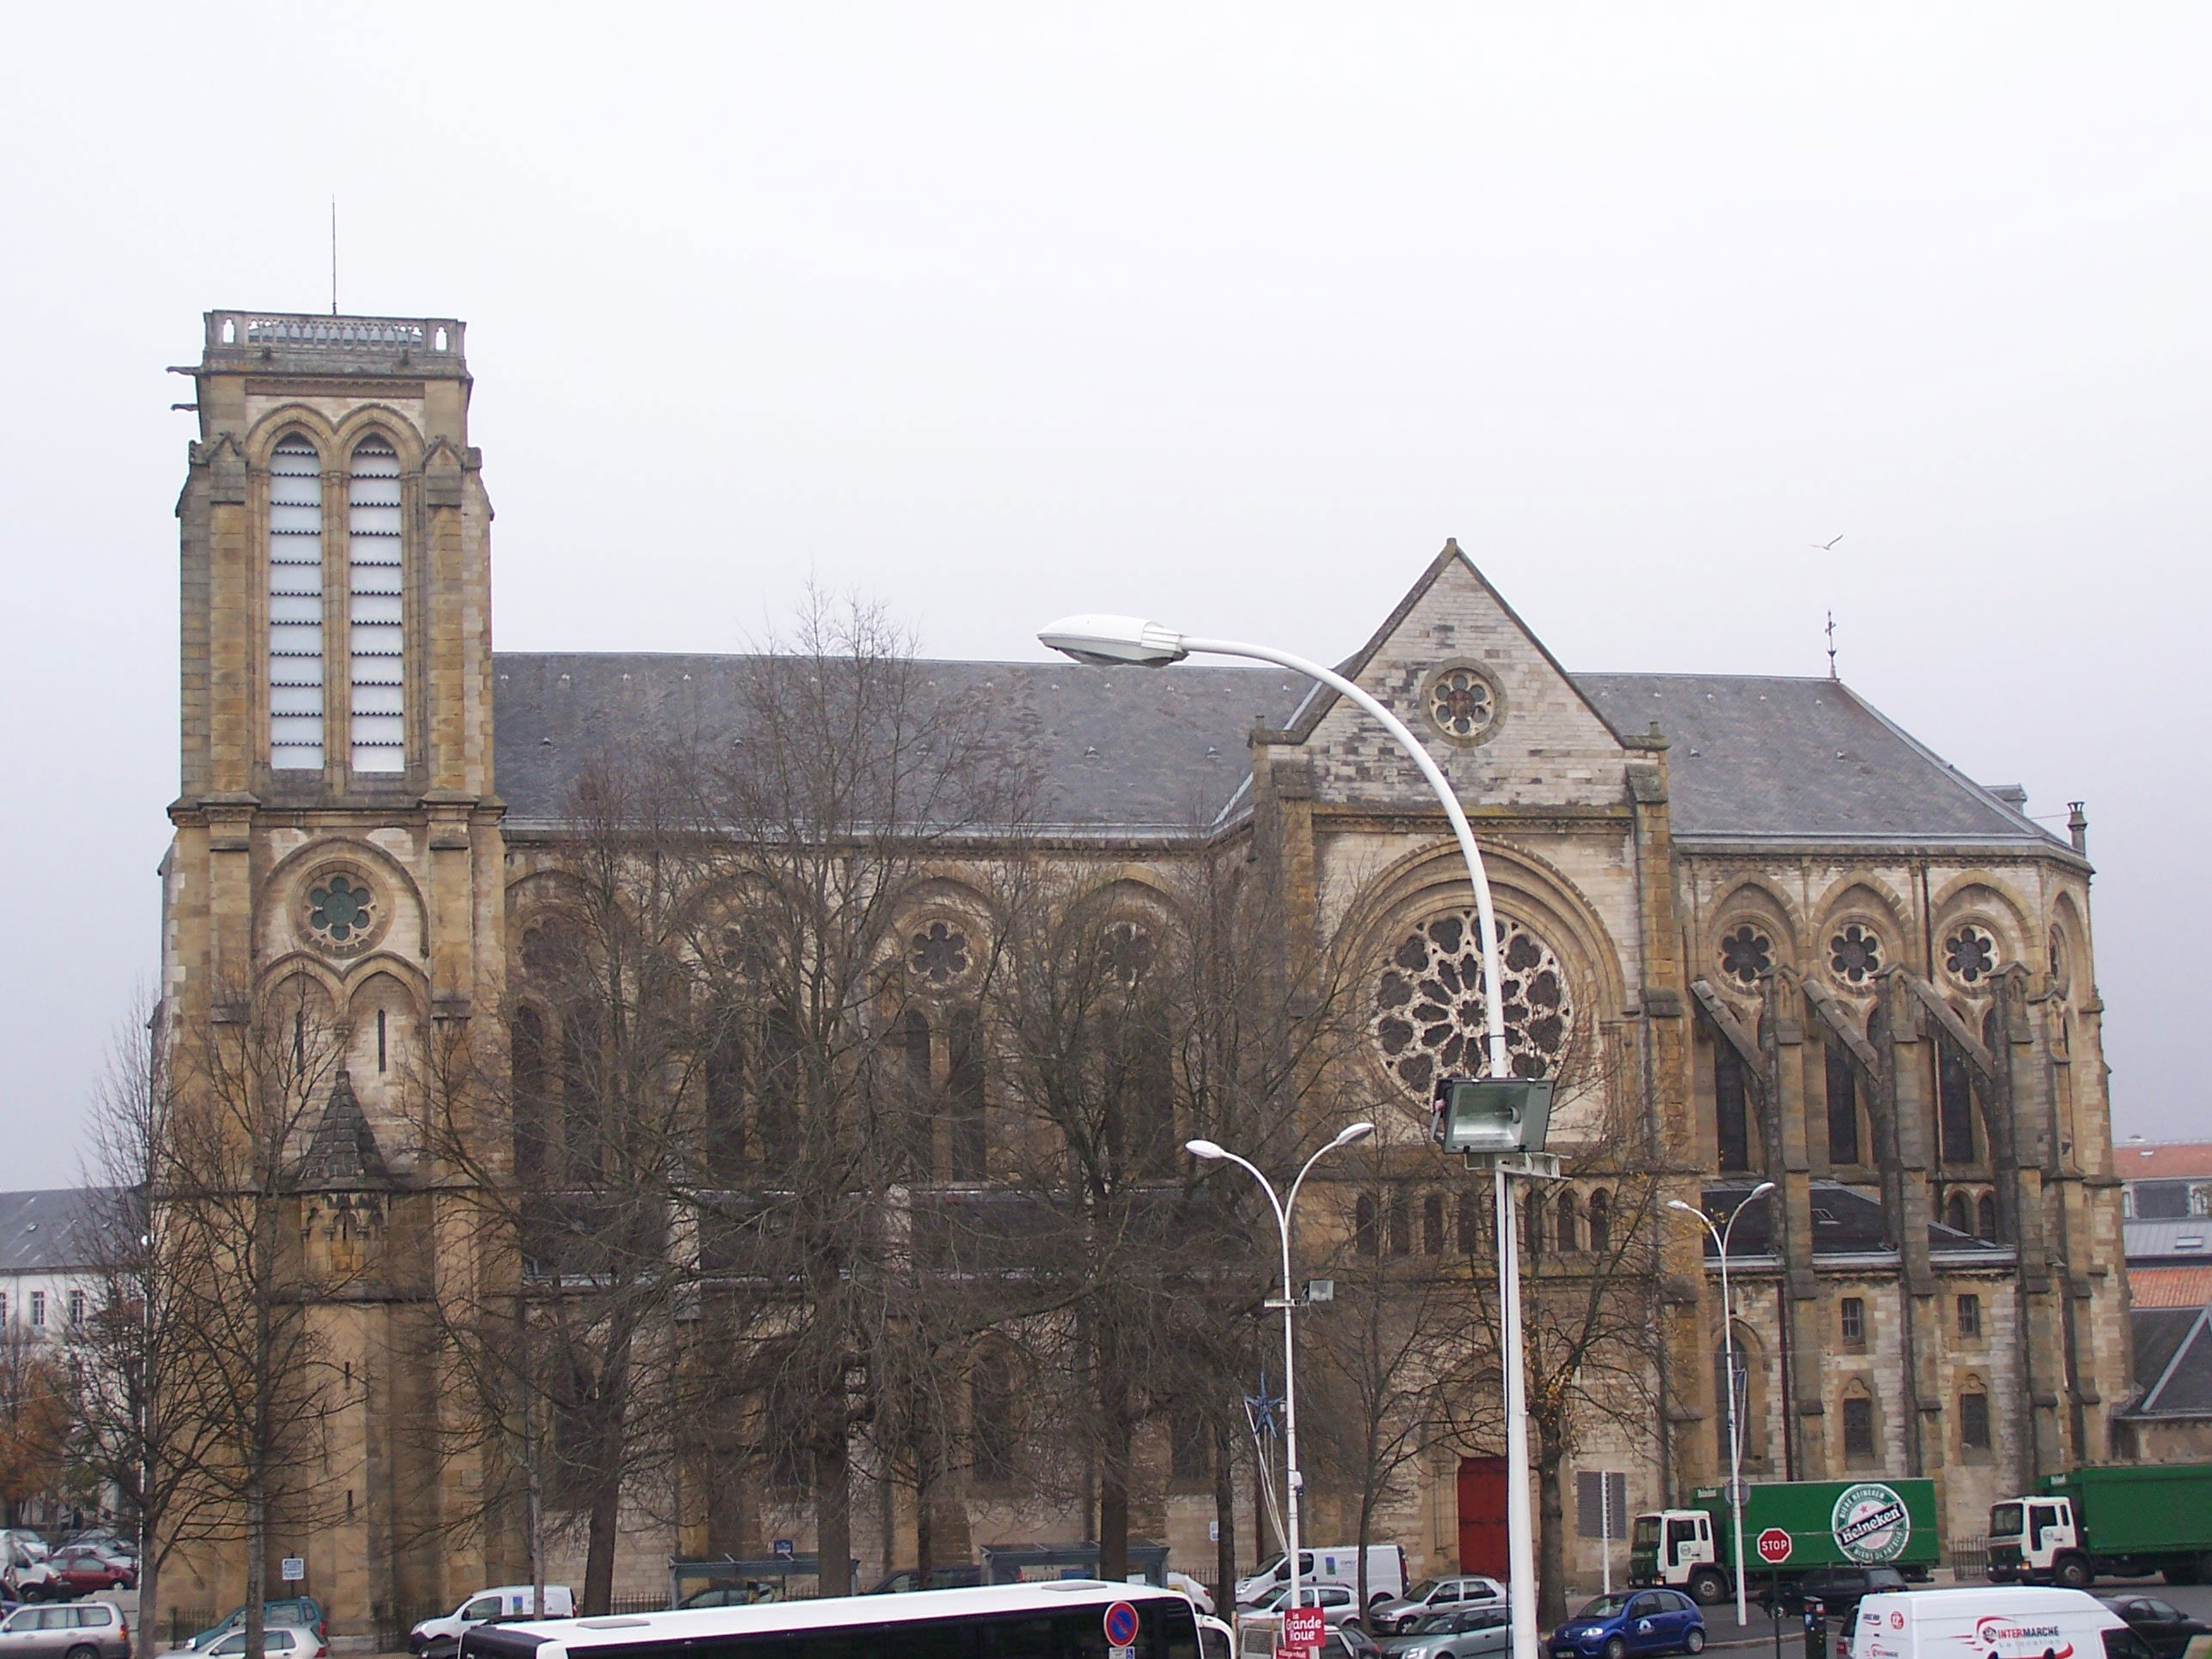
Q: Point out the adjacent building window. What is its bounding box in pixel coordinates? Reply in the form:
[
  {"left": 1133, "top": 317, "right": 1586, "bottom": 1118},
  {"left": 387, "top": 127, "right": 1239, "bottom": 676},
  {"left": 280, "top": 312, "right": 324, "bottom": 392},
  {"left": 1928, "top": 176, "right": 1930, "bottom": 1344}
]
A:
[
  {"left": 28, "top": 1291, "right": 45, "bottom": 1328},
  {"left": 347, "top": 436, "right": 406, "bottom": 772},
  {"left": 267, "top": 433, "right": 325, "bottom": 769},
  {"left": 1960, "top": 1390, "right": 1991, "bottom": 1451},
  {"left": 1841, "top": 1394, "right": 1875, "bottom": 1463},
  {"left": 1, "top": 1291, "right": 9, "bottom": 1323},
  {"left": 1825, "top": 1045, "right": 1861, "bottom": 1164},
  {"left": 1957, "top": 1293, "right": 1981, "bottom": 1338},
  {"left": 1715, "top": 1041, "right": 1751, "bottom": 1172},
  {"left": 1839, "top": 1297, "right": 1865, "bottom": 1346},
  {"left": 68, "top": 1291, "right": 85, "bottom": 1328}
]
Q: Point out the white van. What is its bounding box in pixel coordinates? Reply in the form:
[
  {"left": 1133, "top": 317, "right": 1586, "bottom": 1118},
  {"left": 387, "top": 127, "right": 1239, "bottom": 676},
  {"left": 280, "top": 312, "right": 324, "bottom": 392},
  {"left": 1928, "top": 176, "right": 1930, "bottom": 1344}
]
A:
[
  {"left": 1233, "top": 1546, "right": 1405, "bottom": 1608},
  {"left": 1848, "top": 1588, "right": 2139, "bottom": 1659},
  {"left": 408, "top": 1587, "right": 574, "bottom": 1652}
]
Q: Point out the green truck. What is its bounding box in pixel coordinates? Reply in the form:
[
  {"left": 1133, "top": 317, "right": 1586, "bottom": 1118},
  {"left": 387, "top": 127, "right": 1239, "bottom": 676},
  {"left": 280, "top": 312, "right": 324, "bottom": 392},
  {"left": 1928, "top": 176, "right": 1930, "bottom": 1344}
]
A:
[
  {"left": 1987, "top": 1464, "right": 2212, "bottom": 1586},
  {"left": 1629, "top": 1480, "right": 1939, "bottom": 1604}
]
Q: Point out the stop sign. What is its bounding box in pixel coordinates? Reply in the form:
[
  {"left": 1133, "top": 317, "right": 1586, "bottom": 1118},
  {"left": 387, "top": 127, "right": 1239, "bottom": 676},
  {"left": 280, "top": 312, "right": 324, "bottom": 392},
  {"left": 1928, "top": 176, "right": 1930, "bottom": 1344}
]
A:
[{"left": 1756, "top": 1528, "right": 1794, "bottom": 1565}]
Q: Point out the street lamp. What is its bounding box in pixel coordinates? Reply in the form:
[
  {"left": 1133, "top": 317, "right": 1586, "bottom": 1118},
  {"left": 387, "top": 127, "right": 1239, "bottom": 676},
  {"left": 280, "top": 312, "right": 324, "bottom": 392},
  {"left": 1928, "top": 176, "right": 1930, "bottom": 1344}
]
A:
[
  {"left": 1042, "top": 614, "right": 1545, "bottom": 1659},
  {"left": 1186, "top": 1121, "right": 1373, "bottom": 1639},
  {"left": 1667, "top": 1182, "right": 1778, "bottom": 1629}
]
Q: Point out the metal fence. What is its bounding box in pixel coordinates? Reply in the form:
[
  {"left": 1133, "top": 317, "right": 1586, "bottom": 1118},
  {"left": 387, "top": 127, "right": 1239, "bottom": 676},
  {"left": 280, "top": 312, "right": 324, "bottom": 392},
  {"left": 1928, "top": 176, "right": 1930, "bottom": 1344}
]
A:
[
  {"left": 164, "top": 1609, "right": 218, "bottom": 1647},
  {"left": 1948, "top": 1536, "right": 1989, "bottom": 1583}
]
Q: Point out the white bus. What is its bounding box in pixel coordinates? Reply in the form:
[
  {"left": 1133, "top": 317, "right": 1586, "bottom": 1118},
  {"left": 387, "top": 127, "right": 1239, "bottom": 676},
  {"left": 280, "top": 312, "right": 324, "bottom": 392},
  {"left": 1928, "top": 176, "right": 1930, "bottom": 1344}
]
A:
[{"left": 459, "top": 1580, "right": 1201, "bottom": 1659}]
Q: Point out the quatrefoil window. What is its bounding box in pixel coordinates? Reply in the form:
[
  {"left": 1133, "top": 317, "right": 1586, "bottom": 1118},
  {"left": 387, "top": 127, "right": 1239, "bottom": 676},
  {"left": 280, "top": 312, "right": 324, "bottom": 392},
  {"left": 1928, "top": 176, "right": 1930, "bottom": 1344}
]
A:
[
  {"left": 1423, "top": 664, "right": 1501, "bottom": 743},
  {"left": 1945, "top": 924, "right": 1999, "bottom": 985},
  {"left": 1829, "top": 923, "right": 1882, "bottom": 986},
  {"left": 909, "top": 920, "right": 973, "bottom": 988},
  {"left": 1719, "top": 925, "right": 1772, "bottom": 987}
]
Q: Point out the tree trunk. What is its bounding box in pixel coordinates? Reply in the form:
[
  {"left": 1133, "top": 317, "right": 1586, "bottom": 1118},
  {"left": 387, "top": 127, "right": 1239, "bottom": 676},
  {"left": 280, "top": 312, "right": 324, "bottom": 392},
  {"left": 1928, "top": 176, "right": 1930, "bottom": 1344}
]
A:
[
  {"left": 1098, "top": 1372, "right": 1132, "bottom": 1583},
  {"left": 244, "top": 1473, "right": 266, "bottom": 1659},
  {"left": 815, "top": 1411, "right": 852, "bottom": 1598},
  {"left": 1537, "top": 1423, "right": 1568, "bottom": 1629},
  {"left": 1212, "top": 1419, "right": 1237, "bottom": 1617},
  {"left": 583, "top": 1461, "right": 622, "bottom": 1615},
  {"left": 137, "top": 1547, "right": 160, "bottom": 1659}
]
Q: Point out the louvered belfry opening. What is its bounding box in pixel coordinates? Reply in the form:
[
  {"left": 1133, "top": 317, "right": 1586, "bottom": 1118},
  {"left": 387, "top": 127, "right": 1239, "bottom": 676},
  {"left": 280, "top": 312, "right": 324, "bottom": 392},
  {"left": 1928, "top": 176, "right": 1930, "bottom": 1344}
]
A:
[
  {"left": 266, "top": 433, "right": 326, "bottom": 769},
  {"left": 347, "top": 435, "right": 405, "bottom": 772}
]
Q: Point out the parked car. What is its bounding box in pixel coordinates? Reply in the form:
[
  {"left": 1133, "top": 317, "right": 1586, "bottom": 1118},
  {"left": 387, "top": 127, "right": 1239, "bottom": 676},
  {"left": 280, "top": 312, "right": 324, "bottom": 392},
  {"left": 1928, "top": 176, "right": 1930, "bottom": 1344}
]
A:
[
  {"left": 201, "top": 1625, "right": 325, "bottom": 1659},
  {"left": 1250, "top": 1583, "right": 1364, "bottom": 1627},
  {"left": 1322, "top": 1628, "right": 1382, "bottom": 1659},
  {"left": 1550, "top": 1589, "right": 1706, "bottom": 1659},
  {"left": 178, "top": 1600, "right": 326, "bottom": 1652},
  {"left": 408, "top": 1588, "right": 571, "bottom": 1654},
  {"left": 1382, "top": 1606, "right": 1513, "bottom": 1659},
  {"left": 1372, "top": 1577, "right": 1509, "bottom": 1636},
  {"left": 41, "top": 1553, "right": 133, "bottom": 1600},
  {"left": 1165, "top": 1573, "right": 1215, "bottom": 1616},
  {"left": 2099, "top": 1596, "right": 2212, "bottom": 1659},
  {"left": 1759, "top": 1567, "right": 1905, "bottom": 1620},
  {"left": 0, "top": 1598, "right": 131, "bottom": 1659}
]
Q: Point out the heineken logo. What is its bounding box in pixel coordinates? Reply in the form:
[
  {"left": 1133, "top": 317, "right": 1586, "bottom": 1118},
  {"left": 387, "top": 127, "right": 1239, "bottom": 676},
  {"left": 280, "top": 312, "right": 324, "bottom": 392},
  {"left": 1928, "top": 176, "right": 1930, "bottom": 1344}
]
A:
[{"left": 1832, "top": 1483, "right": 1911, "bottom": 1564}]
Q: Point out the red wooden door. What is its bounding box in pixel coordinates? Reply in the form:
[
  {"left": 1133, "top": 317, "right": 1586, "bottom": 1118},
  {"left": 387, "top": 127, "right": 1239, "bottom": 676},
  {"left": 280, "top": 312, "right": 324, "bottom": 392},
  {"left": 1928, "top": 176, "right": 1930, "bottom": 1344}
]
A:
[{"left": 1458, "top": 1456, "right": 1508, "bottom": 1577}]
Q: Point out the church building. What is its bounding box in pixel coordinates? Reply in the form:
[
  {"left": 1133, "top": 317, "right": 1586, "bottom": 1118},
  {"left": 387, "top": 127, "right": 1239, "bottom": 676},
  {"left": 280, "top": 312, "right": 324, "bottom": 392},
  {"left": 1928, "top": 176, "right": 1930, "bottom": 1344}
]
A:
[{"left": 157, "top": 309, "right": 2130, "bottom": 1635}]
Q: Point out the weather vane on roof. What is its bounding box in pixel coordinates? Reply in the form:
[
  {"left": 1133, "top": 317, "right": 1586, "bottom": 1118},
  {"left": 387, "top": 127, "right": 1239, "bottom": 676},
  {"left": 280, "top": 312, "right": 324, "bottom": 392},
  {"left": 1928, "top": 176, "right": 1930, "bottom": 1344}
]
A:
[{"left": 1825, "top": 610, "right": 1838, "bottom": 680}]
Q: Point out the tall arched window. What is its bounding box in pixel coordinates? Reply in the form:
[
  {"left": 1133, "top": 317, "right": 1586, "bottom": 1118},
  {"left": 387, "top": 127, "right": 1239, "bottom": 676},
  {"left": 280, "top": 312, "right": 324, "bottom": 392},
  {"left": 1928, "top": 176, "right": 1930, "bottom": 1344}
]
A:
[
  {"left": 1588, "top": 1189, "right": 1612, "bottom": 1255},
  {"left": 1555, "top": 1190, "right": 1581, "bottom": 1254},
  {"left": 1976, "top": 1193, "right": 1998, "bottom": 1242},
  {"left": 511, "top": 1007, "right": 550, "bottom": 1183},
  {"left": 1715, "top": 1040, "right": 1751, "bottom": 1172},
  {"left": 1944, "top": 1191, "right": 1971, "bottom": 1234},
  {"left": 948, "top": 1007, "right": 987, "bottom": 1182},
  {"left": 346, "top": 436, "right": 405, "bottom": 772},
  {"left": 1424, "top": 1193, "right": 1446, "bottom": 1256},
  {"left": 1825, "top": 1043, "right": 1861, "bottom": 1165},
  {"left": 1938, "top": 1040, "right": 1978, "bottom": 1164},
  {"left": 1457, "top": 1190, "right": 1480, "bottom": 1255},
  {"left": 267, "top": 434, "right": 325, "bottom": 769},
  {"left": 1355, "top": 1194, "right": 1378, "bottom": 1256},
  {"left": 704, "top": 1030, "right": 746, "bottom": 1181}
]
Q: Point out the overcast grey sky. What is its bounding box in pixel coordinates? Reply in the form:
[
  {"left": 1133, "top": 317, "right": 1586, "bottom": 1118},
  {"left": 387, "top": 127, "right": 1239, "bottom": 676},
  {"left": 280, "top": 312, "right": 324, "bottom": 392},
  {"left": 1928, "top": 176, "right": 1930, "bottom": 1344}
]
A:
[{"left": 2, "top": 3, "right": 2205, "bottom": 1183}]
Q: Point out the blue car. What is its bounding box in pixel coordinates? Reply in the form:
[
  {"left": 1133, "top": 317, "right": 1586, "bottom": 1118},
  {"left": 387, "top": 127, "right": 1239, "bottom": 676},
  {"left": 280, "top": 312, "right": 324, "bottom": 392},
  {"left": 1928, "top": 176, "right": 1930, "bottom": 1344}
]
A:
[{"left": 1549, "top": 1589, "right": 1706, "bottom": 1659}]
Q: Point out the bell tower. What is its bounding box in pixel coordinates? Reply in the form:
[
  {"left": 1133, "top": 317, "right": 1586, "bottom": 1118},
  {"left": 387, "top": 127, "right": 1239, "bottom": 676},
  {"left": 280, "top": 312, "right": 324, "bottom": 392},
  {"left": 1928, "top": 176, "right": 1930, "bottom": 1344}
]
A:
[{"left": 164, "top": 311, "right": 510, "bottom": 1632}]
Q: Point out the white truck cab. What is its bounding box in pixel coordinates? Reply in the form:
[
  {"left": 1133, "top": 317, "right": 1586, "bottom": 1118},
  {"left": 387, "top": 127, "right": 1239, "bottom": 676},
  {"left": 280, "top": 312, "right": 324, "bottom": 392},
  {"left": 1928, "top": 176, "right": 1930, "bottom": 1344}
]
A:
[
  {"left": 409, "top": 1587, "right": 574, "bottom": 1653},
  {"left": 1631, "top": 1510, "right": 1718, "bottom": 1597},
  {"left": 1987, "top": 1498, "right": 2082, "bottom": 1584}
]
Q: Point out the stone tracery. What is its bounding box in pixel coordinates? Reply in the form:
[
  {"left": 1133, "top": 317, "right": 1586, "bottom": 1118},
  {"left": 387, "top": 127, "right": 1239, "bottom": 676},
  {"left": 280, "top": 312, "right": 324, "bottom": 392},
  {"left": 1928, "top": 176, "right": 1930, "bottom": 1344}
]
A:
[{"left": 1373, "top": 909, "right": 1574, "bottom": 1097}]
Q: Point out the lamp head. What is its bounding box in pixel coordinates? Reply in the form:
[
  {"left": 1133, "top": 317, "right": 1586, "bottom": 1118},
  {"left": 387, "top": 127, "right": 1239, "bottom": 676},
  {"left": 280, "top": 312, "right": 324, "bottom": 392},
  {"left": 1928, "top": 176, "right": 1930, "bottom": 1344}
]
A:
[
  {"left": 1667, "top": 1199, "right": 1702, "bottom": 1217},
  {"left": 1184, "top": 1139, "right": 1227, "bottom": 1160},
  {"left": 1747, "top": 1180, "right": 1778, "bottom": 1202},
  {"left": 1037, "top": 614, "right": 1190, "bottom": 667},
  {"left": 1331, "top": 1121, "right": 1376, "bottom": 1149}
]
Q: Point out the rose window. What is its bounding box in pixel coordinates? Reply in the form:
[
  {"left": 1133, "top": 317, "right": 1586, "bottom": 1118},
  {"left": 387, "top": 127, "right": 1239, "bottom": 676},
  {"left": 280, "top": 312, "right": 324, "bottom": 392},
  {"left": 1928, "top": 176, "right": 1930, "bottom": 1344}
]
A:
[
  {"left": 1718, "top": 924, "right": 1773, "bottom": 987},
  {"left": 307, "top": 874, "right": 375, "bottom": 947},
  {"left": 1945, "top": 924, "right": 1998, "bottom": 985},
  {"left": 1426, "top": 667, "right": 1498, "bottom": 740},
  {"left": 1829, "top": 924, "right": 1882, "bottom": 986},
  {"left": 1101, "top": 921, "right": 1154, "bottom": 988},
  {"left": 909, "top": 920, "right": 973, "bottom": 988},
  {"left": 1373, "top": 911, "right": 1573, "bottom": 1097}
]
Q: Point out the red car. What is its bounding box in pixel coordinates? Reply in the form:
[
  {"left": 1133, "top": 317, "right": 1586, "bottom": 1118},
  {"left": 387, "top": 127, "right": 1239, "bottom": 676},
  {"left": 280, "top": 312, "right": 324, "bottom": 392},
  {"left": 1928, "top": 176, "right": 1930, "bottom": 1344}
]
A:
[{"left": 41, "top": 1546, "right": 135, "bottom": 1596}]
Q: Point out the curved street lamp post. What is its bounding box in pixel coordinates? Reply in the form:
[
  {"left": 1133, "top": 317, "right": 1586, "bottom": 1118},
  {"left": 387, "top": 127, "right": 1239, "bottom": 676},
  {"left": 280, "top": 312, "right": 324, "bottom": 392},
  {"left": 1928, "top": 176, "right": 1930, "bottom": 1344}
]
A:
[
  {"left": 1186, "top": 1123, "right": 1375, "bottom": 1635},
  {"left": 1039, "top": 616, "right": 1547, "bottom": 1659},
  {"left": 1667, "top": 1182, "right": 1778, "bottom": 1628}
]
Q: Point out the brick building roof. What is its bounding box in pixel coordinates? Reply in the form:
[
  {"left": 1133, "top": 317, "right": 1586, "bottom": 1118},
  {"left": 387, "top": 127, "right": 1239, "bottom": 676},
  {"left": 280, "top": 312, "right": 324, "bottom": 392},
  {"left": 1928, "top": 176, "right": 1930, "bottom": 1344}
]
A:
[{"left": 2117, "top": 1142, "right": 2212, "bottom": 1179}]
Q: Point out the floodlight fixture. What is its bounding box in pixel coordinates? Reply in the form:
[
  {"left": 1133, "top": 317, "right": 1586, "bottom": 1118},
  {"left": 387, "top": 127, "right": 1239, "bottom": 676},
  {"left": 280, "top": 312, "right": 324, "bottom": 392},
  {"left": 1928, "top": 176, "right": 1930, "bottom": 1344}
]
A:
[{"left": 1037, "top": 615, "right": 1190, "bottom": 667}]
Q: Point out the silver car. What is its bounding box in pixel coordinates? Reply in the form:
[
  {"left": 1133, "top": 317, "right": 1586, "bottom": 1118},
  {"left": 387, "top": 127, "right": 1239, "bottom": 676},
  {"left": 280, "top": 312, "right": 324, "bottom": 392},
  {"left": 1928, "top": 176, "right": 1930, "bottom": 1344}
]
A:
[
  {"left": 200, "top": 1627, "right": 324, "bottom": 1659},
  {"left": 0, "top": 1600, "right": 131, "bottom": 1659}
]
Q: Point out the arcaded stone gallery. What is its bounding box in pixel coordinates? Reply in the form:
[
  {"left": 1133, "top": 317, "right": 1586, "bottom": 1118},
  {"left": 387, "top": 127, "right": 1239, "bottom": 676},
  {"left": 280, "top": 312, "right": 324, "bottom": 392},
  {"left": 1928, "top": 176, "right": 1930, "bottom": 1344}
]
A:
[{"left": 156, "top": 311, "right": 2127, "bottom": 1637}]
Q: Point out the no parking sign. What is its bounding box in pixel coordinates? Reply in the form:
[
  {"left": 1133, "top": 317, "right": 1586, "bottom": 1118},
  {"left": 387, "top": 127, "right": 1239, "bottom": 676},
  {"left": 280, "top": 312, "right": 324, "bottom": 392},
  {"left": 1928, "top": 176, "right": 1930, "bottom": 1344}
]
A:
[{"left": 1104, "top": 1600, "right": 1140, "bottom": 1659}]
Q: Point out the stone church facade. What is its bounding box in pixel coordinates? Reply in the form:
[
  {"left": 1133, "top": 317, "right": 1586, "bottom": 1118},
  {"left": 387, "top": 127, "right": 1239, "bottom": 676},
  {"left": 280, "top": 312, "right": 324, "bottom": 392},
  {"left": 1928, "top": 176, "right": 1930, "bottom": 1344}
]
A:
[{"left": 158, "top": 309, "right": 2130, "bottom": 1632}]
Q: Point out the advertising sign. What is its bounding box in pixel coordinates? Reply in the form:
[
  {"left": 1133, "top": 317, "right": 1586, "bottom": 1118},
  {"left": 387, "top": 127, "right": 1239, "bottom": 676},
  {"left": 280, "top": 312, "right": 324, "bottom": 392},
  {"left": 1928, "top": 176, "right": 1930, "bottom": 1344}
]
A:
[
  {"left": 1282, "top": 1607, "right": 1327, "bottom": 1656},
  {"left": 1830, "top": 1484, "right": 1911, "bottom": 1565}
]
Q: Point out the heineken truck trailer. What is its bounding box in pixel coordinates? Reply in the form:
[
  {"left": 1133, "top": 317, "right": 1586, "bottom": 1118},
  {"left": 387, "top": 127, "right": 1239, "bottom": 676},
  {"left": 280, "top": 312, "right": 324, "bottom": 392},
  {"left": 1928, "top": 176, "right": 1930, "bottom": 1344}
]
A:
[
  {"left": 1987, "top": 1464, "right": 2212, "bottom": 1586},
  {"left": 1630, "top": 1480, "right": 1938, "bottom": 1604}
]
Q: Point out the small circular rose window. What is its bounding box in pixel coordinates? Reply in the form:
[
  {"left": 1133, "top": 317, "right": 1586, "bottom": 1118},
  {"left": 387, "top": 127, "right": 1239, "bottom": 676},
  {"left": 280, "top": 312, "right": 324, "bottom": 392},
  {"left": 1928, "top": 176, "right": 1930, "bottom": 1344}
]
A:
[
  {"left": 1719, "top": 924, "right": 1773, "bottom": 987},
  {"left": 1945, "top": 924, "right": 1999, "bottom": 985},
  {"left": 300, "top": 869, "right": 384, "bottom": 957},
  {"left": 1829, "top": 923, "right": 1882, "bottom": 986},
  {"left": 1423, "top": 664, "right": 1501, "bottom": 743},
  {"left": 909, "top": 919, "right": 974, "bottom": 988}
]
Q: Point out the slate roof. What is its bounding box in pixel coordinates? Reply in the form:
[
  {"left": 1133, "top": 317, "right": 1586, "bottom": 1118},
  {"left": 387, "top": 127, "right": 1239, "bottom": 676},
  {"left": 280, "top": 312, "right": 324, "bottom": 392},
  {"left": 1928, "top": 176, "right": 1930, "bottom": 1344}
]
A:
[
  {"left": 493, "top": 653, "right": 1291, "bottom": 837},
  {"left": 1575, "top": 675, "right": 2066, "bottom": 849},
  {"left": 2125, "top": 1219, "right": 2212, "bottom": 1261},
  {"left": 1698, "top": 1180, "right": 2008, "bottom": 1258},
  {"left": 490, "top": 654, "right": 2073, "bottom": 854},
  {"left": 0, "top": 1188, "right": 122, "bottom": 1274},
  {"left": 2130, "top": 1305, "right": 2212, "bottom": 1417}
]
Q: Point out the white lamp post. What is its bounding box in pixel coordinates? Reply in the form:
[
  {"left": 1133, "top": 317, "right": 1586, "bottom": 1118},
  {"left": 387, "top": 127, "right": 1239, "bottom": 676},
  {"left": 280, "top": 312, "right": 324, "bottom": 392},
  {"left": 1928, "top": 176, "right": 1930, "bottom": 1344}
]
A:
[
  {"left": 1040, "top": 616, "right": 1542, "bottom": 1659},
  {"left": 1667, "top": 1182, "right": 1777, "bottom": 1628},
  {"left": 1187, "top": 1122, "right": 1374, "bottom": 1639}
]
